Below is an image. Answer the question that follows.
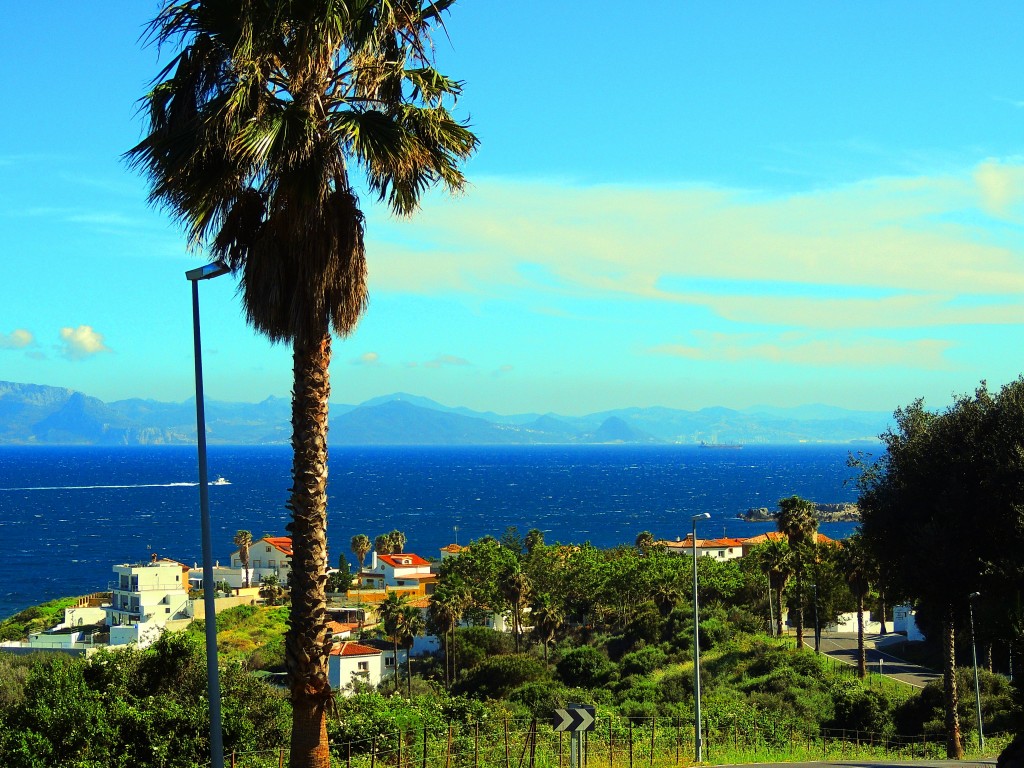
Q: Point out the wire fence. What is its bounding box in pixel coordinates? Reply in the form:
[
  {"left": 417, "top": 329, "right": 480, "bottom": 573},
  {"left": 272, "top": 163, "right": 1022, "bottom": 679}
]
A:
[{"left": 212, "top": 715, "right": 1009, "bottom": 768}]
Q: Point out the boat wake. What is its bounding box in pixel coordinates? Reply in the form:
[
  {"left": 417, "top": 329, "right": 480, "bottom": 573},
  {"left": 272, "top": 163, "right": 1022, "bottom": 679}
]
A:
[{"left": 0, "top": 479, "right": 230, "bottom": 491}]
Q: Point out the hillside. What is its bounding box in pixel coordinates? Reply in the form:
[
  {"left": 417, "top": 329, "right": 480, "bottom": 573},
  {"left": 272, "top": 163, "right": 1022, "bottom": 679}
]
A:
[{"left": 0, "top": 381, "right": 890, "bottom": 446}]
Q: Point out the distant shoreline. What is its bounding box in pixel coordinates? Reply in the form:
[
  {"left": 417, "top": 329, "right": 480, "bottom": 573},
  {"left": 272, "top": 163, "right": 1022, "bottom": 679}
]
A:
[{"left": 739, "top": 502, "right": 860, "bottom": 523}]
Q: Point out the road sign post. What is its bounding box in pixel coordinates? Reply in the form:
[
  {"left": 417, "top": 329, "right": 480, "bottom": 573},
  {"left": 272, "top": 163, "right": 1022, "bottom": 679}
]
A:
[{"left": 553, "top": 704, "right": 596, "bottom": 768}]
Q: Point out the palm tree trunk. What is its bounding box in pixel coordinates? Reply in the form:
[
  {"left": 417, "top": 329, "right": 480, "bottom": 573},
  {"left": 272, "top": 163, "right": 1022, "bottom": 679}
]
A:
[
  {"left": 856, "top": 590, "right": 866, "bottom": 679},
  {"left": 394, "top": 638, "right": 401, "bottom": 694},
  {"left": 442, "top": 632, "right": 450, "bottom": 690},
  {"left": 286, "top": 330, "right": 332, "bottom": 768},
  {"left": 774, "top": 586, "right": 785, "bottom": 638},
  {"left": 944, "top": 609, "right": 963, "bottom": 759}
]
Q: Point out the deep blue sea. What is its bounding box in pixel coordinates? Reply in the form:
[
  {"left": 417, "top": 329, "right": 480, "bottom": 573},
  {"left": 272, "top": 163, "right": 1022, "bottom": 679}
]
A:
[{"left": 0, "top": 444, "right": 870, "bottom": 620}]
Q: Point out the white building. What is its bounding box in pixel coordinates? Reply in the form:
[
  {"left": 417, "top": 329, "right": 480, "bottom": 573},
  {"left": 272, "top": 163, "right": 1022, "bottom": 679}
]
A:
[
  {"left": 105, "top": 556, "right": 192, "bottom": 648},
  {"left": 358, "top": 552, "right": 436, "bottom": 593},
  {"left": 230, "top": 536, "right": 293, "bottom": 588},
  {"left": 328, "top": 640, "right": 406, "bottom": 694},
  {"left": 893, "top": 604, "right": 925, "bottom": 641}
]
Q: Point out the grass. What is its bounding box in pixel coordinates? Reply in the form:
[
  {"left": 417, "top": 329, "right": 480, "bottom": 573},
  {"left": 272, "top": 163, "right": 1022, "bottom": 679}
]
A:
[{"left": 186, "top": 603, "right": 289, "bottom": 668}]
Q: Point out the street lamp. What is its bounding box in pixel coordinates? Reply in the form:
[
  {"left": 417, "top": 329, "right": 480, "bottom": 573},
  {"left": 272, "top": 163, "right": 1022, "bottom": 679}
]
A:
[
  {"left": 968, "top": 592, "right": 985, "bottom": 751},
  {"left": 692, "top": 512, "right": 710, "bottom": 763},
  {"left": 187, "top": 260, "right": 230, "bottom": 768},
  {"left": 808, "top": 583, "right": 820, "bottom": 653}
]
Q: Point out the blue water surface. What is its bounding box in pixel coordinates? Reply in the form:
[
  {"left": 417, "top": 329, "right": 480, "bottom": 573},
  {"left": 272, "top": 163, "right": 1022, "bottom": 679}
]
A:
[{"left": 0, "top": 444, "right": 873, "bottom": 619}]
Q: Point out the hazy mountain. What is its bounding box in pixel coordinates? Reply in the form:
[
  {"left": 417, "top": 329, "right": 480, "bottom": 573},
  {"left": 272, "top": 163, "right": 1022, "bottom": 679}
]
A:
[{"left": 0, "top": 381, "right": 891, "bottom": 446}]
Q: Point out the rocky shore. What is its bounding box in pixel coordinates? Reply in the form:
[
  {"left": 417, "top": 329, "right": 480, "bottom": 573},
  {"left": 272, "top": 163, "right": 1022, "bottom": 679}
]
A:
[{"left": 740, "top": 502, "right": 860, "bottom": 523}]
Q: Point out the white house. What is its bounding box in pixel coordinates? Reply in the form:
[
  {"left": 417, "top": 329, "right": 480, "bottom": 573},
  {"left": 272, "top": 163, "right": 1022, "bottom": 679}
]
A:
[
  {"left": 893, "top": 604, "right": 925, "bottom": 641},
  {"left": 230, "top": 536, "right": 293, "bottom": 588},
  {"left": 328, "top": 640, "right": 406, "bottom": 694},
  {"left": 105, "top": 556, "right": 192, "bottom": 648},
  {"left": 358, "top": 552, "right": 436, "bottom": 593},
  {"left": 659, "top": 535, "right": 746, "bottom": 560}
]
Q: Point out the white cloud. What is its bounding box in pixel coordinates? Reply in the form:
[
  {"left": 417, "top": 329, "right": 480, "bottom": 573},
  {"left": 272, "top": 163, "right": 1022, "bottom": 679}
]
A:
[
  {"left": 351, "top": 351, "right": 381, "bottom": 366},
  {"left": 0, "top": 329, "right": 34, "bottom": 349},
  {"left": 423, "top": 354, "right": 471, "bottom": 369},
  {"left": 59, "top": 325, "right": 110, "bottom": 360}
]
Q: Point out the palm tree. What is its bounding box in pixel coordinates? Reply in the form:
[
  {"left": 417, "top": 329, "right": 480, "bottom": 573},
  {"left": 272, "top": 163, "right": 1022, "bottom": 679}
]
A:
[
  {"left": 840, "top": 532, "right": 874, "bottom": 678},
  {"left": 635, "top": 530, "right": 655, "bottom": 552},
  {"left": 428, "top": 585, "right": 464, "bottom": 689},
  {"left": 398, "top": 604, "right": 425, "bottom": 698},
  {"left": 377, "top": 592, "right": 408, "bottom": 694},
  {"left": 350, "top": 534, "right": 371, "bottom": 604},
  {"left": 499, "top": 562, "right": 532, "bottom": 652},
  {"left": 387, "top": 529, "right": 407, "bottom": 554},
  {"left": 530, "top": 593, "right": 563, "bottom": 662},
  {"left": 128, "top": 5, "right": 477, "bottom": 765},
  {"left": 753, "top": 538, "right": 793, "bottom": 637},
  {"left": 777, "top": 496, "right": 819, "bottom": 648},
  {"left": 375, "top": 534, "right": 394, "bottom": 556},
  {"left": 234, "top": 530, "right": 253, "bottom": 588}
]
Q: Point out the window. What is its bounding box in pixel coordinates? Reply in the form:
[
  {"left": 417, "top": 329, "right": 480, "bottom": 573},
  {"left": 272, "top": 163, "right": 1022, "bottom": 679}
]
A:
[
  {"left": 384, "top": 656, "right": 395, "bottom": 667},
  {"left": 254, "top": 560, "right": 262, "bottom": 568},
  {"left": 266, "top": 546, "right": 272, "bottom": 553},
  {"left": 269, "top": 560, "right": 276, "bottom": 567},
  {"left": 357, "top": 661, "right": 369, "bottom": 671}
]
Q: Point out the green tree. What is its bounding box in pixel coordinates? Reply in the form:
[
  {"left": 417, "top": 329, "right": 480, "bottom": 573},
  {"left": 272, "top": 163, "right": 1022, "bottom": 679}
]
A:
[
  {"left": 524, "top": 528, "right": 545, "bottom": 555},
  {"left": 234, "top": 530, "right": 253, "bottom": 588},
  {"left": 428, "top": 584, "right": 465, "bottom": 689},
  {"left": 529, "top": 592, "right": 563, "bottom": 662},
  {"left": 777, "top": 495, "right": 819, "bottom": 649},
  {"left": 839, "top": 532, "right": 874, "bottom": 678},
  {"left": 128, "top": 3, "right": 477, "bottom": 765},
  {"left": 374, "top": 534, "right": 394, "bottom": 556},
  {"left": 398, "top": 604, "right": 424, "bottom": 698},
  {"left": 259, "top": 574, "right": 287, "bottom": 606},
  {"left": 377, "top": 592, "right": 408, "bottom": 695},
  {"left": 350, "top": 535, "right": 371, "bottom": 574},
  {"left": 749, "top": 538, "right": 793, "bottom": 637},
  {"left": 499, "top": 561, "right": 532, "bottom": 653},
  {"left": 387, "top": 529, "right": 407, "bottom": 554}
]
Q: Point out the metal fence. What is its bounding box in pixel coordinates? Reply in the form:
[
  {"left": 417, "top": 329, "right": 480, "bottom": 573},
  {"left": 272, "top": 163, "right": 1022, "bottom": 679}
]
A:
[{"left": 212, "top": 715, "right": 1005, "bottom": 768}]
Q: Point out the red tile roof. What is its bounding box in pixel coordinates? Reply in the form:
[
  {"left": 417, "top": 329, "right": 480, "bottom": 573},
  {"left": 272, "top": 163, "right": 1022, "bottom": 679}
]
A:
[
  {"left": 330, "top": 641, "right": 381, "bottom": 657},
  {"left": 378, "top": 553, "right": 429, "bottom": 568},
  {"left": 263, "top": 537, "right": 293, "bottom": 557},
  {"left": 326, "top": 621, "right": 358, "bottom": 636},
  {"left": 440, "top": 544, "right": 465, "bottom": 554},
  {"left": 742, "top": 532, "right": 835, "bottom": 547}
]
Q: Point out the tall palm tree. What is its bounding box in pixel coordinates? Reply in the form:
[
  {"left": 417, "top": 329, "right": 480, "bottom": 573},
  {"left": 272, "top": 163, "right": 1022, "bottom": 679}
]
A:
[
  {"left": 234, "top": 529, "right": 253, "bottom": 588},
  {"left": 377, "top": 592, "right": 408, "bottom": 694},
  {"left": 777, "top": 495, "right": 818, "bottom": 649},
  {"left": 398, "top": 604, "right": 425, "bottom": 698},
  {"left": 375, "top": 534, "right": 394, "bottom": 556},
  {"left": 387, "top": 529, "right": 407, "bottom": 554},
  {"left": 129, "top": 4, "right": 476, "bottom": 766},
  {"left": 529, "top": 592, "right": 563, "bottom": 662},
  {"left": 840, "top": 532, "right": 874, "bottom": 678}
]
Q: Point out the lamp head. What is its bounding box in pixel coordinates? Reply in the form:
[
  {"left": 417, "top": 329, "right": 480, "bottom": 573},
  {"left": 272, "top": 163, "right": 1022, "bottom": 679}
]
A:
[
  {"left": 969, "top": 591, "right": 981, "bottom": 599},
  {"left": 691, "top": 513, "right": 711, "bottom": 522},
  {"left": 186, "top": 261, "right": 231, "bottom": 282}
]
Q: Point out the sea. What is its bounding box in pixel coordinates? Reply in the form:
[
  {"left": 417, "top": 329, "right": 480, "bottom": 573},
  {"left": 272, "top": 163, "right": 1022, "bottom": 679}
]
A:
[{"left": 0, "top": 443, "right": 873, "bottom": 621}]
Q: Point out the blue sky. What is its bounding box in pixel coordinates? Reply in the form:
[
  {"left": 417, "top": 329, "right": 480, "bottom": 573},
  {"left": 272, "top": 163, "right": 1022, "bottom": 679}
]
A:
[{"left": 3, "top": 2, "right": 1024, "bottom": 416}]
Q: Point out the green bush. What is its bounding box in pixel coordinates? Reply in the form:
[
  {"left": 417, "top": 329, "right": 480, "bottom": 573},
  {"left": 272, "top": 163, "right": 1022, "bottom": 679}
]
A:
[
  {"left": 454, "top": 654, "right": 550, "bottom": 700},
  {"left": 557, "top": 646, "right": 615, "bottom": 688},
  {"left": 619, "top": 645, "right": 668, "bottom": 678}
]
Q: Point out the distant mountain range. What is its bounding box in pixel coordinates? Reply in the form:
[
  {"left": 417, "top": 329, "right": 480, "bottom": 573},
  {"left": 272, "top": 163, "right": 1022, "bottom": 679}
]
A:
[{"left": 0, "top": 381, "right": 891, "bottom": 446}]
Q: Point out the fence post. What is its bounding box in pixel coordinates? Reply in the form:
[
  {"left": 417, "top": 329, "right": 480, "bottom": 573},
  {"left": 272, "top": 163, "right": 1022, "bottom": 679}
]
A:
[
  {"left": 422, "top": 723, "right": 428, "bottom": 768},
  {"left": 371, "top": 736, "right": 377, "bottom": 768},
  {"left": 675, "top": 717, "right": 680, "bottom": 766},
  {"left": 231, "top": 751, "right": 236, "bottom": 768},
  {"left": 348, "top": 740, "right": 352, "bottom": 768},
  {"left": 629, "top": 719, "right": 634, "bottom": 768},
  {"left": 649, "top": 718, "right": 655, "bottom": 768},
  {"left": 609, "top": 717, "right": 614, "bottom": 768},
  {"left": 446, "top": 724, "right": 453, "bottom": 768},
  {"left": 281, "top": 746, "right": 286, "bottom": 768},
  {"left": 399, "top": 728, "right": 403, "bottom": 768},
  {"left": 475, "top": 721, "right": 480, "bottom": 768},
  {"left": 504, "top": 718, "right": 511, "bottom": 768}
]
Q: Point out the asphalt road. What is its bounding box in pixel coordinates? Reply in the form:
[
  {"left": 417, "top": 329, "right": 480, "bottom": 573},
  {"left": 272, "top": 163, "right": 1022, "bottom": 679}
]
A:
[{"left": 802, "top": 632, "right": 942, "bottom": 689}]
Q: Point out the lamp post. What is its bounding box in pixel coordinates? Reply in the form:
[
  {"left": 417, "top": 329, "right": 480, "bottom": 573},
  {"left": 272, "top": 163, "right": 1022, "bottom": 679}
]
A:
[
  {"left": 968, "top": 592, "right": 985, "bottom": 751},
  {"left": 187, "top": 260, "right": 230, "bottom": 768},
  {"left": 692, "top": 512, "right": 710, "bottom": 763},
  {"left": 809, "top": 583, "right": 820, "bottom": 653}
]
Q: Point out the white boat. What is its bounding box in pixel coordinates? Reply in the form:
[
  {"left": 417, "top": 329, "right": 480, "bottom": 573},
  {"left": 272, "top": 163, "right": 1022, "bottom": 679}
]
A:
[{"left": 211, "top": 477, "right": 230, "bottom": 486}]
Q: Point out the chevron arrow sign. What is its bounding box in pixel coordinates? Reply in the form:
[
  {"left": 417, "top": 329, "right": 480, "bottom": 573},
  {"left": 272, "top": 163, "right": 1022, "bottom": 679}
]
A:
[{"left": 553, "top": 705, "right": 596, "bottom": 732}]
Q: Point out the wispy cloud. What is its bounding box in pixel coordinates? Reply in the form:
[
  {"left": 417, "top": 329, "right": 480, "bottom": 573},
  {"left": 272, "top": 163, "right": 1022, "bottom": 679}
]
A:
[
  {"left": 351, "top": 351, "right": 382, "bottom": 366},
  {"left": 0, "top": 329, "right": 34, "bottom": 349},
  {"left": 59, "top": 325, "right": 110, "bottom": 360},
  {"left": 651, "top": 331, "right": 953, "bottom": 370},
  {"left": 366, "top": 162, "right": 1024, "bottom": 333},
  {"left": 422, "top": 354, "right": 471, "bottom": 369}
]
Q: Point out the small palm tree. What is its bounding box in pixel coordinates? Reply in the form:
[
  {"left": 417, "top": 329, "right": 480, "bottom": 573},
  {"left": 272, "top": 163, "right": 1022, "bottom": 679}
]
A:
[
  {"left": 530, "top": 593, "right": 563, "bottom": 662},
  {"left": 234, "top": 530, "right": 253, "bottom": 588},
  {"left": 428, "top": 585, "right": 464, "bottom": 689},
  {"left": 377, "top": 592, "right": 408, "bottom": 694},
  {"left": 398, "top": 604, "right": 425, "bottom": 698},
  {"left": 753, "top": 538, "right": 793, "bottom": 637},
  {"left": 499, "top": 563, "right": 532, "bottom": 652},
  {"left": 350, "top": 534, "right": 371, "bottom": 602},
  {"left": 840, "top": 532, "right": 874, "bottom": 678}
]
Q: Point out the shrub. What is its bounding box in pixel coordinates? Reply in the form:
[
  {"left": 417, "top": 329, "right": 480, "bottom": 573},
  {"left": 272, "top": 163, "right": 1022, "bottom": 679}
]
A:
[
  {"left": 619, "top": 645, "right": 668, "bottom": 678},
  {"left": 557, "top": 646, "right": 615, "bottom": 689},
  {"left": 454, "top": 654, "right": 550, "bottom": 700}
]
